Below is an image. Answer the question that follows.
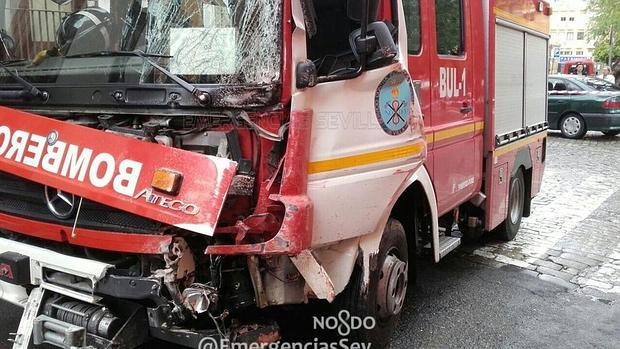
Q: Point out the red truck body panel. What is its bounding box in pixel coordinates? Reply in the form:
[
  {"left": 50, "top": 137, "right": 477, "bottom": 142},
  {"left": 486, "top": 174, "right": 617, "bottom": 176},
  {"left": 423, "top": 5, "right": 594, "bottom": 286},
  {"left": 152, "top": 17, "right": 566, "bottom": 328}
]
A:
[
  {"left": 409, "top": 0, "right": 549, "bottom": 229},
  {"left": 484, "top": 0, "right": 550, "bottom": 230}
]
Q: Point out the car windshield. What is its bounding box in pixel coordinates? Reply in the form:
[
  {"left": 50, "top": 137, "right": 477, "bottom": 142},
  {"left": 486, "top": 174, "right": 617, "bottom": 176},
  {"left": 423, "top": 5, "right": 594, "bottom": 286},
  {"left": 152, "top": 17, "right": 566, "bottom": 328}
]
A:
[
  {"left": 580, "top": 77, "right": 620, "bottom": 91},
  {"left": 549, "top": 77, "right": 589, "bottom": 92},
  {"left": 0, "top": 0, "right": 282, "bottom": 86}
]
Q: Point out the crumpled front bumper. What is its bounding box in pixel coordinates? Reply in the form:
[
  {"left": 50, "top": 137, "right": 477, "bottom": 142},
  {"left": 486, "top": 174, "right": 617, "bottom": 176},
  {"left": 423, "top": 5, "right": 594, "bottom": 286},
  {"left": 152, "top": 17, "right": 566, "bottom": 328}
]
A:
[{"left": 0, "top": 237, "right": 112, "bottom": 307}]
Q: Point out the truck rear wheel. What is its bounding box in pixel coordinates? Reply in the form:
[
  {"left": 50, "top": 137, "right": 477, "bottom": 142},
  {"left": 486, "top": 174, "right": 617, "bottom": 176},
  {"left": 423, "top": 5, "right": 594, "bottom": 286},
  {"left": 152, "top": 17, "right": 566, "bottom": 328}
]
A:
[
  {"left": 334, "top": 218, "right": 409, "bottom": 348},
  {"left": 496, "top": 170, "right": 525, "bottom": 241}
]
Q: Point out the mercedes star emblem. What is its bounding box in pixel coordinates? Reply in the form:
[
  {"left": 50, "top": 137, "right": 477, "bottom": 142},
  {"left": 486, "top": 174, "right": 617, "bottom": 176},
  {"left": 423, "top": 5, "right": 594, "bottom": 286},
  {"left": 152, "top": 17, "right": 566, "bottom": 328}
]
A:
[
  {"left": 46, "top": 130, "right": 59, "bottom": 146},
  {"left": 44, "top": 186, "right": 78, "bottom": 220}
]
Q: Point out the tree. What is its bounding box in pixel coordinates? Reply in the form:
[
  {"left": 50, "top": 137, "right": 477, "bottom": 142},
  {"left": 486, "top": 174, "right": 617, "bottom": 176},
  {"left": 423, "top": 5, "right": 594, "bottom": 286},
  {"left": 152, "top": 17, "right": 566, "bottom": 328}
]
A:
[{"left": 587, "top": 0, "right": 620, "bottom": 66}]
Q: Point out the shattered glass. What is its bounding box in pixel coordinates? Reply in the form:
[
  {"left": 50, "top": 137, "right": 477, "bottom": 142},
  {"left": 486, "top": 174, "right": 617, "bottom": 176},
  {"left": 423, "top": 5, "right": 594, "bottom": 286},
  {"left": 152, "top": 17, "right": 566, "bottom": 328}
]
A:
[
  {"left": 0, "top": 0, "right": 282, "bottom": 85},
  {"left": 143, "top": 0, "right": 282, "bottom": 84}
]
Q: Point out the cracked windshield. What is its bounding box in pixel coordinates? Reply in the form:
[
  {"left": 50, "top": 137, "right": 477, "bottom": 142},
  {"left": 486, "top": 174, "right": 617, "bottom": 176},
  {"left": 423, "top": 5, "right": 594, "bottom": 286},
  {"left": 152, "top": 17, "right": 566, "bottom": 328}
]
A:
[{"left": 0, "top": 0, "right": 282, "bottom": 85}]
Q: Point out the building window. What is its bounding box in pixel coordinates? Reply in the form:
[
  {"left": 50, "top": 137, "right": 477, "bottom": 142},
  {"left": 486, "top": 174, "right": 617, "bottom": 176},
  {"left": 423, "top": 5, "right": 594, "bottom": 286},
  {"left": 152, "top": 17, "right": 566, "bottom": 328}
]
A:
[
  {"left": 560, "top": 17, "right": 566, "bottom": 21},
  {"left": 569, "top": 17, "right": 575, "bottom": 21},
  {"left": 576, "top": 50, "right": 584, "bottom": 56},
  {"left": 435, "top": 0, "right": 464, "bottom": 56},
  {"left": 566, "top": 32, "right": 574, "bottom": 40},
  {"left": 577, "top": 32, "right": 585, "bottom": 40}
]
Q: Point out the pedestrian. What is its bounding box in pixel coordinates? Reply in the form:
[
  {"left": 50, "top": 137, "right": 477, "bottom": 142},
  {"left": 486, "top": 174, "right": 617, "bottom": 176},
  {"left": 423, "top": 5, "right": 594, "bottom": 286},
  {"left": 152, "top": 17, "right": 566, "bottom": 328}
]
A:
[
  {"left": 598, "top": 66, "right": 616, "bottom": 84},
  {"left": 575, "top": 64, "right": 585, "bottom": 76}
]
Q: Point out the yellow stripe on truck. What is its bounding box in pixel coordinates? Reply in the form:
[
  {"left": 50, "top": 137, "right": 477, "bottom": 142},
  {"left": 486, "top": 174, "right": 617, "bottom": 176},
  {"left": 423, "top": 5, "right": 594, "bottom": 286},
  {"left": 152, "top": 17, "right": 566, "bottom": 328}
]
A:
[
  {"left": 308, "top": 142, "right": 425, "bottom": 174},
  {"left": 308, "top": 121, "right": 485, "bottom": 174},
  {"left": 427, "top": 121, "right": 484, "bottom": 144}
]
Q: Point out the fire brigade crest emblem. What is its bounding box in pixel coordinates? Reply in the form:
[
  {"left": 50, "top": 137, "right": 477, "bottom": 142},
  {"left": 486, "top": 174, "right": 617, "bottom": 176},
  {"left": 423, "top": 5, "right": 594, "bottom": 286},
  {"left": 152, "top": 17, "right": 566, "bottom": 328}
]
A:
[{"left": 374, "top": 71, "right": 414, "bottom": 136}]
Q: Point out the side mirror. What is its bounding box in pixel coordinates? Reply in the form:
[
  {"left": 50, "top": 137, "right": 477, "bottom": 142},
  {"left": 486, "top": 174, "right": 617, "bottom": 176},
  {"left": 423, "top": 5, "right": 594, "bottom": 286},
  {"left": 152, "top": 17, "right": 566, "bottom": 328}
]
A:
[
  {"left": 296, "top": 60, "right": 318, "bottom": 89},
  {"left": 349, "top": 22, "right": 398, "bottom": 68}
]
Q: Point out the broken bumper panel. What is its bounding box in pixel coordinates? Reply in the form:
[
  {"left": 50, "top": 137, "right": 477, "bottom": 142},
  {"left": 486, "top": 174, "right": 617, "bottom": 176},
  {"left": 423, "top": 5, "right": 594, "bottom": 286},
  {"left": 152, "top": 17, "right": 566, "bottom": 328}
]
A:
[
  {"left": 0, "top": 237, "right": 112, "bottom": 307},
  {"left": 0, "top": 106, "right": 238, "bottom": 237}
]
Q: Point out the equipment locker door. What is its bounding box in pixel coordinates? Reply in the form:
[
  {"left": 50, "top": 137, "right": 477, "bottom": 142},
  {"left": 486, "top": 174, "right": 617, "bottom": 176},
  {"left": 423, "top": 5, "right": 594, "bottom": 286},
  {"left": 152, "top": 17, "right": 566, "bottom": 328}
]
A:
[{"left": 429, "top": 0, "right": 477, "bottom": 214}]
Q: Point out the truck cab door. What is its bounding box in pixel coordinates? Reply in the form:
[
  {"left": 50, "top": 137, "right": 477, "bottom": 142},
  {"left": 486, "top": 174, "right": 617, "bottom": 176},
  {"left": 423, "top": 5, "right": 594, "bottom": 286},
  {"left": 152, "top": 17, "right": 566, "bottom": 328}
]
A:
[{"left": 428, "top": 0, "right": 478, "bottom": 214}]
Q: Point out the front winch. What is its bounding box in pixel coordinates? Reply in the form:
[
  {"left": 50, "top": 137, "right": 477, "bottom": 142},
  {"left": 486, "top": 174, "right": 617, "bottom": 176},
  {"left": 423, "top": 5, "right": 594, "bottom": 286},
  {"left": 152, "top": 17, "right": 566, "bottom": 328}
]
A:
[
  {"left": 33, "top": 298, "right": 123, "bottom": 348},
  {"left": 26, "top": 291, "right": 149, "bottom": 349},
  {"left": 42, "top": 299, "right": 123, "bottom": 340}
]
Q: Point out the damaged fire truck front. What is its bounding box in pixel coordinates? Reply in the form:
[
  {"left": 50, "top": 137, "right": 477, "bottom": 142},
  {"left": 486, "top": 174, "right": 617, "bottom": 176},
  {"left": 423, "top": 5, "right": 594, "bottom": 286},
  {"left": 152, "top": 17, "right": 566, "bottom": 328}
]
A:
[{"left": 0, "top": 0, "right": 550, "bottom": 348}]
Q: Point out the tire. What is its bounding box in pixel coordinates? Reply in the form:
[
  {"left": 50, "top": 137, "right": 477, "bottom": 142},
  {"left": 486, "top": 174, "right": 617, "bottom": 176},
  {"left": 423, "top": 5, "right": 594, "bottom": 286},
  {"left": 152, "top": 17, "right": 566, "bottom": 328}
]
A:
[
  {"left": 602, "top": 130, "right": 620, "bottom": 137},
  {"left": 496, "top": 170, "right": 525, "bottom": 241},
  {"left": 560, "top": 113, "right": 587, "bottom": 139},
  {"left": 334, "top": 218, "right": 409, "bottom": 348}
]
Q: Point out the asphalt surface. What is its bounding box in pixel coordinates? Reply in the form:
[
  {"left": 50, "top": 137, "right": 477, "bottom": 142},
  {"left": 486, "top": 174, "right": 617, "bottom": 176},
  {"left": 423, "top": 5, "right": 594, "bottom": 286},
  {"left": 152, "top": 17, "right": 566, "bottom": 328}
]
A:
[{"left": 392, "top": 255, "right": 618, "bottom": 348}]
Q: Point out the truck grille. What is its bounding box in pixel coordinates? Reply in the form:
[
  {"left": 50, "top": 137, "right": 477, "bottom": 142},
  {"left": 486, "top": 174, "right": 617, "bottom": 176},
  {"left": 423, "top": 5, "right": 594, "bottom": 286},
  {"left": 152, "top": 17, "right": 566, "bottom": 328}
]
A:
[{"left": 0, "top": 172, "right": 164, "bottom": 234}]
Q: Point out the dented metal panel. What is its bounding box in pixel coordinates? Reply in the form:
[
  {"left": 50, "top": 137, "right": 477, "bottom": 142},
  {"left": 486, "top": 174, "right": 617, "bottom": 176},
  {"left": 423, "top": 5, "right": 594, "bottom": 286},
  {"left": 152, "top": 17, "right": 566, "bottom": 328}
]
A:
[{"left": 207, "top": 109, "right": 314, "bottom": 256}]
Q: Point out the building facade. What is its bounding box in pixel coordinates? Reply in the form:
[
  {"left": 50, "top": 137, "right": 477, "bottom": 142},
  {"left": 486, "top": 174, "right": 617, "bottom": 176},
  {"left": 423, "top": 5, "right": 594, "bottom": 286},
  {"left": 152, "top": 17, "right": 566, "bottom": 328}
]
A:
[{"left": 549, "top": 0, "right": 595, "bottom": 61}]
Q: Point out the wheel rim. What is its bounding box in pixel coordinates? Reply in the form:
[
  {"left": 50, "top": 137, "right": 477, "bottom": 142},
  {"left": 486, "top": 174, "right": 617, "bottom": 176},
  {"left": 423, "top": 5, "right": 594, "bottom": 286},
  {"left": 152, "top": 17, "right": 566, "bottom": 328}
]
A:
[
  {"left": 377, "top": 252, "right": 408, "bottom": 318},
  {"left": 562, "top": 116, "right": 582, "bottom": 136},
  {"left": 509, "top": 178, "right": 523, "bottom": 224}
]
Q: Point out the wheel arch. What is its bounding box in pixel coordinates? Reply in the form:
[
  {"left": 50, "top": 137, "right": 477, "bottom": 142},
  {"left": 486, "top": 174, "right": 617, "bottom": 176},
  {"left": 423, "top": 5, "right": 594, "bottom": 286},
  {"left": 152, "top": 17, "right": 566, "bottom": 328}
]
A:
[
  {"left": 391, "top": 179, "right": 431, "bottom": 256},
  {"left": 358, "top": 165, "right": 440, "bottom": 265},
  {"left": 349, "top": 165, "right": 439, "bottom": 295},
  {"left": 512, "top": 148, "right": 533, "bottom": 217},
  {"left": 301, "top": 166, "right": 440, "bottom": 301}
]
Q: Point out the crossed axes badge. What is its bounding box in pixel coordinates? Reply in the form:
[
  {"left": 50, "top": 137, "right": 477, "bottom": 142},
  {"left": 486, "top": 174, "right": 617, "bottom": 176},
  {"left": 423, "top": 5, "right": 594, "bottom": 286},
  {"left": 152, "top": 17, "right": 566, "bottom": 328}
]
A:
[{"left": 386, "top": 100, "right": 407, "bottom": 125}]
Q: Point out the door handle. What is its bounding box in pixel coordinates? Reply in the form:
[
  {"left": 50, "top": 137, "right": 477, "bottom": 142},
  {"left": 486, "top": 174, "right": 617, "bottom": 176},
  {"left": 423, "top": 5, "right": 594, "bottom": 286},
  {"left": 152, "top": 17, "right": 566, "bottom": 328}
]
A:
[{"left": 460, "top": 102, "right": 473, "bottom": 114}]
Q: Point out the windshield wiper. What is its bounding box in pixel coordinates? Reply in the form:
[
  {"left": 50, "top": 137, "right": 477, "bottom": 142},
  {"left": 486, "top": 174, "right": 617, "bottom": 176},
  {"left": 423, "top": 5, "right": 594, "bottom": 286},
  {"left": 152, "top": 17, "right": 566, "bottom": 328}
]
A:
[
  {"left": 65, "top": 50, "right": 211, "bottom": 105},
  {"left": 0, "top": 63, "right": 49, "bottom": 101}
]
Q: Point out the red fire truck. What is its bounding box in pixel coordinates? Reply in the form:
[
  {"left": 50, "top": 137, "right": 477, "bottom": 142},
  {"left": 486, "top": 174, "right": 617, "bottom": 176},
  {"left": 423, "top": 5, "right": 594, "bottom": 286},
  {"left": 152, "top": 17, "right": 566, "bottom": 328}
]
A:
[
  {"left": 557, "top": 59, "right": 596, "bottom": 76},
  {"left": 0, "top": 0, "right": 549, "bottom": 348}
]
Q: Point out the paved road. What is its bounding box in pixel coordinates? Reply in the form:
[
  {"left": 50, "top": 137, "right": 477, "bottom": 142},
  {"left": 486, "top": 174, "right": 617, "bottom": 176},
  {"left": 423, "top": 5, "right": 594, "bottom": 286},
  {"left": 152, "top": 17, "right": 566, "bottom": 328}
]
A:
[
  {"left": 1, "top": 132, "right": 618, "bottom": 348},
  {"left": 467, "top": 132, "right": 620, "bottom": 301}
]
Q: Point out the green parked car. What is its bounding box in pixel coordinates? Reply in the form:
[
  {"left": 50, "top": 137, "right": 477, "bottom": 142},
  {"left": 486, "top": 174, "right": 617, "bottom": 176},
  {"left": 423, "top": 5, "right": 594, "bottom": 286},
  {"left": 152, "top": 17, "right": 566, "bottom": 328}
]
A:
[{"left": 548, "top": 75, "right": 620, "bottom": 139}]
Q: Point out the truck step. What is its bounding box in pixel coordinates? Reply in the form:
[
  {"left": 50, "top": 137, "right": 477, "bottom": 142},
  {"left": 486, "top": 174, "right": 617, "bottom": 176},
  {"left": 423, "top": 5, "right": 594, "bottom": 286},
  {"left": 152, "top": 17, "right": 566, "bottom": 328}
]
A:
[{"left": 438, "top": 236, "right": 461, "bottom": 259}]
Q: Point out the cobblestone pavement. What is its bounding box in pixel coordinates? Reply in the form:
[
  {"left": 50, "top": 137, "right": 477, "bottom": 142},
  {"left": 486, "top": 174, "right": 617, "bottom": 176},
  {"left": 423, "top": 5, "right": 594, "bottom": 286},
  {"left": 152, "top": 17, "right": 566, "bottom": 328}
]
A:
[{"left": 462, "top": 131, "right": 620, "bottom": 303}]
